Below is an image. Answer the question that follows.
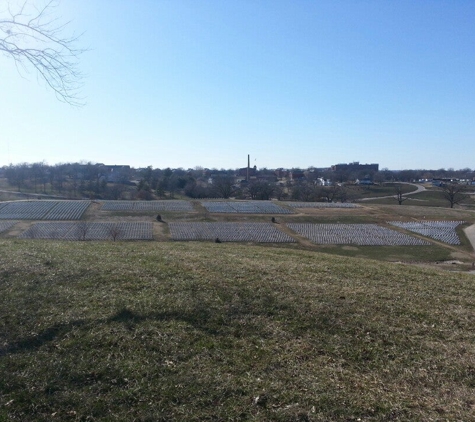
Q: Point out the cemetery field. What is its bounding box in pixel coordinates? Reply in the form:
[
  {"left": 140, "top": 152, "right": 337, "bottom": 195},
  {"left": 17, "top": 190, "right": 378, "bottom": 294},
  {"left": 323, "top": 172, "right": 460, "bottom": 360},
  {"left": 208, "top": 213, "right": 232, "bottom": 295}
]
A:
[
  {"left": 1, "top": 241, "right": 475, "bottom": 421},
  {"left": 0, "top": 200, "right": 474, "bottom": 270}
]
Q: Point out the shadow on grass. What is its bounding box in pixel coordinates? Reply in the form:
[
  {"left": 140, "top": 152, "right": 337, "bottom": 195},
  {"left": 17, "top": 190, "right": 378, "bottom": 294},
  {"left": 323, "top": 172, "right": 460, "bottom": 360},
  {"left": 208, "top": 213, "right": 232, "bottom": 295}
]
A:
[
  {"left": 0, "top": 320, "right": 87, "bottom": 357},
  {"left": 1, "top": 283, "right": 354, "bottom": 358}
]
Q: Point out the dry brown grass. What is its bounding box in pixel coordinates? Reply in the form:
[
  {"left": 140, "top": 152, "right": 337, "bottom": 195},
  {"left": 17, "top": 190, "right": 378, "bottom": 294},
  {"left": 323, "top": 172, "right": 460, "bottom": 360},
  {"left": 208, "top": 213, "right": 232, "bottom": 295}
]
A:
[{"left": 1, "top": 241, "right": 475, "bottom": 420}]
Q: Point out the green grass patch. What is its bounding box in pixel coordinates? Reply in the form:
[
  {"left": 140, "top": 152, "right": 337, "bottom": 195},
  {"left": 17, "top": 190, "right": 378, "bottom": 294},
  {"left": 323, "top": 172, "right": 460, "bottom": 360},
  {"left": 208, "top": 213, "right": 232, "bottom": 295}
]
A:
[
  {"left": 1, "top": 241, "right": 475, "bottom": 420},
  {"left": 364, "top": 204, "right": 475, "bottom": 221},
  {"left": 346, "top": 183, "right": 417, "bottom": 199},
  {"left": 365, "top": 188, "right": 475, "bottom": 208}
]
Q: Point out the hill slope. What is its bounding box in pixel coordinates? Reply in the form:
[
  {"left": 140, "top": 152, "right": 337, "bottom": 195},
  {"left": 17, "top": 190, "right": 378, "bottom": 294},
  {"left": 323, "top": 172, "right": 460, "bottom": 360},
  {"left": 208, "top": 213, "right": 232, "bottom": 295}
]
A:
[{"left": 1, "top": 240, "right": 475, "bottom": 421}]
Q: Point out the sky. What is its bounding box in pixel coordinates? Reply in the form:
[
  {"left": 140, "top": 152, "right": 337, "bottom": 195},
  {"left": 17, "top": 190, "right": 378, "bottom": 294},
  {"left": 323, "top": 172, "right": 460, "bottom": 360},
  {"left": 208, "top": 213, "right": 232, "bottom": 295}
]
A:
[{"left": 1, "top": 0, "right": 475, "bottom": 170}]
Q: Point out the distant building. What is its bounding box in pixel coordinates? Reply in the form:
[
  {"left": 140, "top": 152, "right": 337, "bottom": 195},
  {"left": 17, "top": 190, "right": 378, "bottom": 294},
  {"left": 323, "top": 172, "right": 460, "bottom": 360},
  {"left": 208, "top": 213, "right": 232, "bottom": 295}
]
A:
[
  {"left": 355, "top": 178, "right": 374, "bottom": 185},
  {"left": 237, "top": 165, "right": 257, "bottom": 178},
  {"left": 316, "top": 178, "right": 332, "bottom": 186},
  {"left": 432, "top": 178, "right": 459, "bottom": 187},
  {"left": 274, "top": 168, "right": 288, "bottom": 179},
  {"left": 331, "top": 162, "right": 379, "bottom": 173},
  {"left": 99, "top": 165, "right": 131, "bottom": 183},
  {"left": 290, "top": 170, "right": 305, "bottom": 181},
  {"left": 256, "top": 174, "right": 278, "bottom": 183}
]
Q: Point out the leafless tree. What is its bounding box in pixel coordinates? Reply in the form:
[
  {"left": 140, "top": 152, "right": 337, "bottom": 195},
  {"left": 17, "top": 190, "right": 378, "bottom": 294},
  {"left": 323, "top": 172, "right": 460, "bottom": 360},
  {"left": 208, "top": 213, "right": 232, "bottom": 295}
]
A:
[
  {"left": 76, "top": 221, "right": 90, "bottom": 241},
  {"left": 247, "top": 180, "right": 275, "bottom": 200},
  {"left": 291, "top": 182, "right": 318, "bottom": 202},
  {"left": 0, "top": 0, "right": 85, "bottom": 105},
  {"left": 441, "top": 183, "right": 467, "bottom": 208},
  {"left": 319, "top": 185, "right": 341, "bottom": 203},
  {"left": 107, "top": 223, "right": 122, "bottom": 242},
  {"left": 394, "top": 185, "right": 409, "bottom": 205},
  {"left": 212, "top": 176, "right": 234, "bottom": 199}
]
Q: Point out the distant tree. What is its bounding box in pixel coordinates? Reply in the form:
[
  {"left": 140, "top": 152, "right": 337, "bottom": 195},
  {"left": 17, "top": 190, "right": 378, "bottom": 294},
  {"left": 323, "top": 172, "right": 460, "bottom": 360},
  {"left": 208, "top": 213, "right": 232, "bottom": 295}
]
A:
[
  {"left": 76, "top": 222, "right": 90, "bottom": 241},
  {"left": 213, "top": 176, "right": 234, "bottom": 199},
  {"left": 397, "top": 170, "right": 419, "bottom": 182},
  {"left": 319, "top": 185, "right": 341, "bottom": 203},
  {"left": 156, "top": 179, "right": 167, "bottom": 198},
  {"left": 52, "top": 163, "right": 67, "bottom": 192},
  {"left": 273, "top": 185, "right": 288, "bottom": 201},
  {"left": 167, "top": 176, "right": 179, "bottom": 199},
  {"left": 107, "top": 223, "right": 122, "bottom": 241},
  {"left": 394, "top": 184, "right": 409, "bottom": 205},
  {"left": 0, "top": 0, "right": 85, "bottom": 105},
  {"left": 337, "top": 186, "right": 349, "bottom": 203},
  {"left": 441, "top": 183, "right": 467, "bottom": 208},
  {"left": 247, "top": 181, "right": 275, "bottom": 200},
  {"left": 140, "top": 166, "right": 153, "bottom": 185},
  {"left": 373, "top": 171, "right": 386, "bottom": 184},
  {"left": 184, "top": 181, "right": 211, "bottom": 199},
  {"left": 107, "top": 183, "right": 126, "bottom": 200},
  {"left": 290, "top": 183, "right": 318, "bottom": 202},
  {"left": 5, "top": 163, "right": 27, "bottom": 191}
]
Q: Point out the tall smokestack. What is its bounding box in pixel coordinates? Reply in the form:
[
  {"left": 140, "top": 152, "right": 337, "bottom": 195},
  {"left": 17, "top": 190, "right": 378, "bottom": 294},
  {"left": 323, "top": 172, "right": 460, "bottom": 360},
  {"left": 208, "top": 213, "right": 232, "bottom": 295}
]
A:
[{"left": 247, "top": 154, "right": 250, "bottom": 182}]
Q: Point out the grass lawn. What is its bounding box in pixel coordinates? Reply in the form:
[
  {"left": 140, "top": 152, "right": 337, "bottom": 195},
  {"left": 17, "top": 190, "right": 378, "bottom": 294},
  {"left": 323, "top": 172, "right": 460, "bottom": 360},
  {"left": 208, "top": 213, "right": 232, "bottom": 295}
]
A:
[
  {"left": 1, "top": 240, "right": 475, "bottom": 421},
  {"left": 345, "top": 183, "right": 417, "bottom": 200},
  {"left": 363, "top": 188, "right": 475, "bottom": 208}
]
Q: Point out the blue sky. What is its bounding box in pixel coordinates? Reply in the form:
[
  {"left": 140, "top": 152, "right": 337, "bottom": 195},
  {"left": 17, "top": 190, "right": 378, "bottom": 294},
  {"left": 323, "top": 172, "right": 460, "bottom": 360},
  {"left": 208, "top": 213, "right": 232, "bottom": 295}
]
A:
[{"left": 1, "top": 0, "right": 475, "bottom": 170}]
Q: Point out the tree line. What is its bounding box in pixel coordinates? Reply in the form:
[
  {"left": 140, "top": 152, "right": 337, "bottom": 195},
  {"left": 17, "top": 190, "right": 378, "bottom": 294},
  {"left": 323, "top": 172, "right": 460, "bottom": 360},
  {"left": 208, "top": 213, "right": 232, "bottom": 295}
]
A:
[{"left": 1, "top": 162, "right": 473, "bottom": 204}]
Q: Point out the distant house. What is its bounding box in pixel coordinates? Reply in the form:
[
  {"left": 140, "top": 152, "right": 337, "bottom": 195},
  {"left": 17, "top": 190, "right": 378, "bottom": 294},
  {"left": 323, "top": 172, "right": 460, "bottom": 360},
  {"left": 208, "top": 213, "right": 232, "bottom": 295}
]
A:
[
  {"left": 99, "top": 165, "right": 131, "bottom": 183},
  {"left": 432, "top": 178, "right": 458, "bottom": 187},
  {"left": 316, "top": 178, "right": 332, "bottom": 186}
]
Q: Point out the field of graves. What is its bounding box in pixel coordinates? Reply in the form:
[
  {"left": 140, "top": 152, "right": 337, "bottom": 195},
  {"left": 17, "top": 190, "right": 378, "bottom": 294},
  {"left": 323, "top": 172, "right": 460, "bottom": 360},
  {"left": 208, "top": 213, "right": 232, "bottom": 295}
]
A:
[
  {"left": 169, "top": 222, "right": 295, "bottom": 243},
  {"left": 200, "top": 200, "right": 293, "bottom": 214},
  {"left": 19, "top": 222, "right": 153, "bottom": 241},
  {"left": 1, "top": 197, "right": 475, "bottom": 420},
  {"left": 0, "top": 200, "right": 90, "bottom": 220},
  {"left": 0, "top": 199, "right": 474, "bottom": 270}
]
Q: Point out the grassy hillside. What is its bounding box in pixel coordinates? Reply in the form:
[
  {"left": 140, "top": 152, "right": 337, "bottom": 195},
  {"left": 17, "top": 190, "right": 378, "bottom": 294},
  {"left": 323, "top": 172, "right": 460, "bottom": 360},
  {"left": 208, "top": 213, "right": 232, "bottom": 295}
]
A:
[{"left": 1, "top": 240, "right": 475, "bottom": 421}]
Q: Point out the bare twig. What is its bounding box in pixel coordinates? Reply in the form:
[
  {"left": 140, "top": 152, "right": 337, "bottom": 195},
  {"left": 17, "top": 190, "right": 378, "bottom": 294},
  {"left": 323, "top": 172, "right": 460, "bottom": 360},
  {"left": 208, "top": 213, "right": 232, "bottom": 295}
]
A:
[{"left": 0, "top": 0, "right": 85, "bottom": 106}]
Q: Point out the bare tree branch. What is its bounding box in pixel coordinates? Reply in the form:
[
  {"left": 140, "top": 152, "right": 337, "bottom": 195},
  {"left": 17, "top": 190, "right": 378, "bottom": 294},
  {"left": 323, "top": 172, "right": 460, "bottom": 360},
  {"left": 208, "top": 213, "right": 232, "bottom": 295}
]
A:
[
  {"left": 394, "top": 184, "right": 409, "bottom": 205},
  {"left": 440, "top": 182, "right": 467, "bottom": 209},
  {"left": 0, "top": 0, "right": 85, "bottom": 106}
]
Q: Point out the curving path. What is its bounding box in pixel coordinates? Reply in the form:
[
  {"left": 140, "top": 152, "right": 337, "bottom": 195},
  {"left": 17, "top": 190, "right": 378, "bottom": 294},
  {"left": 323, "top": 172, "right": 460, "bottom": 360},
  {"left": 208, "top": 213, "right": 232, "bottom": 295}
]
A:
[
  {"left": 463, "top": 224, "right": 475, "bottom": 253},
  {"left": 359, "top": 182, "right": 426, "bottom": 202}
]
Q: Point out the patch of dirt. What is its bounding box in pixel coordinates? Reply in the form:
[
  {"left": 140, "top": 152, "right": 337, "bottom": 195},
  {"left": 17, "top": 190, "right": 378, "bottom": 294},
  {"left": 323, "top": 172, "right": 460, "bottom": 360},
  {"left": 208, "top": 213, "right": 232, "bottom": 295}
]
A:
[
  {"left": 3, "top": 221, "right": 34, "bottom": 237},
  {"left": 153, "top": 221, "right": 169, "bottom": 241},
  {"left": 450, "top": 251, "right": 470, "bottom": 260}
]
